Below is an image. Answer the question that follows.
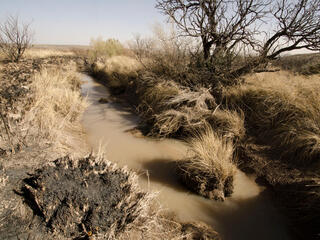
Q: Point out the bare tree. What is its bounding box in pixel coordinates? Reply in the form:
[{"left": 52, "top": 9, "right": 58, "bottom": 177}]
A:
[
  {"left": 156, "top": 0, "right": 320, "bottom": 69},
  {"left": 0, "top": 15, "right": 33, "bottom": 62},
  {"left": 261, "top": 0, "right": 320, "bottom": 60},
  {"left": 156, "top": 0, "right": 269, "bottom": 61}
]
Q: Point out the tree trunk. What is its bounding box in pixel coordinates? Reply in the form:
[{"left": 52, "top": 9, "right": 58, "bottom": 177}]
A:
[{"left": 202, "top": 37, "right": 212, "bottom": 60}]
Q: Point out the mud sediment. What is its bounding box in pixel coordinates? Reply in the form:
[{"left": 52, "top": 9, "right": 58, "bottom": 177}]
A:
[{"left": 177, "top": 160, "right": 234, "bottom": 201}]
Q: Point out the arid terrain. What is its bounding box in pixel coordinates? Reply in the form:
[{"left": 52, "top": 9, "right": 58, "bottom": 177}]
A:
[
  {"left": 0, "top": 47, "right": 222, "bottom": 240},
  {"left": 1, "top": 1, "right": 320, "bottom": 239},
  {"left": 1, "top": 40, "right": 319, "bottom": 240}
]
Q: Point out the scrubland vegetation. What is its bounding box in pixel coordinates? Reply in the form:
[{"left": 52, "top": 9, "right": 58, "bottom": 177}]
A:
[
  {"left": 275, "top": 53, "right": 320, "bottom": 75},
  {"left": 2, "top": 0, "right": 320, "bottom": 239},
  {"left": 84, "top": 11, "right": 320, "bottom": 238},
  {"left": 24, "top": 47, "right": 75, "bottom": 59},
  {"left": 0, "top": 45, "right": 220, "bottom": 239},
  {"left": 178, "top": 125, "right": 235, "bottom": 201}
]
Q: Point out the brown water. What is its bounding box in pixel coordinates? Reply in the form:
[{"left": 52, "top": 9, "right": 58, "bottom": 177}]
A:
[{"left": 81, "top": 75, "right": 291, "bottom": 240}]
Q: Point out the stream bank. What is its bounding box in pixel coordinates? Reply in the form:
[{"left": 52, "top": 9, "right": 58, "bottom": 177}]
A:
[{"left": 81, "top": 74, "right": 291, "bottom": 240}]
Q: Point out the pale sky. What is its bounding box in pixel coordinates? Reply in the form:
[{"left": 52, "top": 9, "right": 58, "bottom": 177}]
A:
[{"left": 0, "top": 0, "right": 165, "bottom": 45}]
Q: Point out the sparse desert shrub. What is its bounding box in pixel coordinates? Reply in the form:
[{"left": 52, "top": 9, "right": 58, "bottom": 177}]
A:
[
  {"left": 88, "top": 37, "right": 124, "bottom": 63},
  {"left": 130, "top": 25, "right": 243, "bottom": 90},
  {"left": 87, "top": 55, "right": 141, "bottom": 95},
  {"left": 130, "top": 25, "right": 192, "bottom": 85},
  {"left": 224, "top": 71, "right": 320, "bottom": 167},
  {"left": 275, "top": 53, "right": 320, "bottom": 75},
  {"left": 0, "top": 15, "right": 33, "bottom": 62},
  {"left": 177, "top": 126, "right": 236, "bottom": 201}
]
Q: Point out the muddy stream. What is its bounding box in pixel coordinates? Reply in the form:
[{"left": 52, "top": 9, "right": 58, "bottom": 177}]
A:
[{"left": 81, "top": 75, "right": 291, "bottom": 240}]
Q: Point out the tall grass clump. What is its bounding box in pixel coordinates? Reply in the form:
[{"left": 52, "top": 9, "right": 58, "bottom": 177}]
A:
[
  {"left": 135, "top": 76, "right": 182, "bottom": 118},
  {"left": 177, "top": 125, "right": 236, "bottom": 201},
  {"left": 25, "top": 67, "right": 87, "bottom": 144},
  {"left": 141, "top": 82, "right": 245, "bottom": 141},
  {"left": 89, "top": 55, "right": 142, "bottom": 95},
  {"left": 224, "top": 71, "right": 320, "bottom": 167},
  {"left": 148, "top": 86, "right": 216, "bottom": 137}
]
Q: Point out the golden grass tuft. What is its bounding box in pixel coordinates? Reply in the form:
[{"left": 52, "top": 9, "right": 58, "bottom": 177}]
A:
[
  {"left": 224, "top": 71, "right": 320, "bottom": 166},
  {"left": 0, "top": 52, "right": 5, "bottom": 61},
  {"left": 208, "top": 109, "right": 245, "bottom": 142},
  {"left": 186, "top": 126, "right": 235, "bottom": 178},
  {"left": 104, "top": 55, "right": 142, "bottom": 73},
  {"left": 25, "top": 67, "right": 88, "bottom": 148},
  {"left": 137, "top": 77, "right": 181, "bottom": 118},
  {"left": 178, "top": 125, "right": 236, "bottom": 201},
  {"left": 89, "top": 55, "right": 142, "bottom": 94},
  {"left": 143, "top": 85, "right": 215, "bottom": 137}
]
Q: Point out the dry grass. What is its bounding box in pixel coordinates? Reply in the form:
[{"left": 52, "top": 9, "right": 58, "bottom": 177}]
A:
[
  {"left": 89, "top": 55, "right": 142, "bottom": 94},
  {"left": 117, "top": 203, "right": 186, "bottom": 240},
  {"left": 186, "top": 126, "right": 235, "bottom": 178},
  {"left": 178, "top": 125, "right": 236, "bottom": 200},
  {"left": 136, "top": 76, "right": 182, "bottom": 118},
  {"left": 104, "top": 55, "right": 142, "bottom": 73},
  {"left": 150, "top": 86, "right": 215, "bottom": 137},
  {"left": 24, "top": 66, "right": 87, "bottom": 151},
  {"left": 208, "top": 109, "right": 245, "bottom": 142},
  {"left": 24, "top": 48, "right": 75, "bottom": 59},
  {"left": 0, "top": 52, "right": 5, "bottom": 62},
  {"left": 88, "top": 38, "right": 124, "bottom": 63},
  {"left": 144, "top": 83, "right": 245, "bottom": 141},
  {"left": 275, "top": 53, "right": 320, "bottom": 75},
  {"left": 224, "top": 71, "right": 320, "bottom": 166}
]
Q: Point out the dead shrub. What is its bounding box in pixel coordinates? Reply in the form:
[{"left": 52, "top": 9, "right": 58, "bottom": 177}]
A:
[{"left": 21, "top": 155, "right": 150, "bottom": 239}]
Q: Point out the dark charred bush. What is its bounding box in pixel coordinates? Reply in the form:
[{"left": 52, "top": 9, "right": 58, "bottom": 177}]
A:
[{"left": 21, "top": 155, "right": 147, "bottom": 239}]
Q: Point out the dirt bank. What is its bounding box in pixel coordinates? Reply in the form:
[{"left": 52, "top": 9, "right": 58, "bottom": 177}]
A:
[
  {"left": 84, "top": 55, "right": 320, "bottom": 239},
  {"left": 0, "top": 55, "right": 221, "bottom": 239},
  {"left": 81, "top": 74, "right": 292, "bottom": 240}
]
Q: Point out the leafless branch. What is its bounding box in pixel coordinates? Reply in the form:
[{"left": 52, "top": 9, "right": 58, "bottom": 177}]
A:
[
  {"left": 156, "top": 0, "right": 269, "bottom": 60},
  {"left": 0, "top": 15, "right": 33, "bottom": 62},
  {"left": 156, "top": 0, "right": 320, "bottom": 67}
]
